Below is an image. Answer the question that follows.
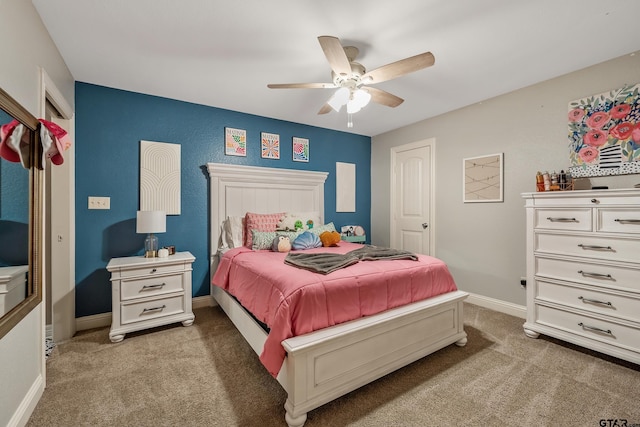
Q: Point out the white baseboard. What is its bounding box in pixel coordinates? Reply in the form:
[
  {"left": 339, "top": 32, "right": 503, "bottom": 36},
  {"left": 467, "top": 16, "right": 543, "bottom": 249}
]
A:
[
  {"left": 7, "top": 373, "right": 44, "bottom": 427},
  {"left": 465, "top": 293, "right": 526, "bottom": 319},
  {"left": 75, "top": 296, "right": 216, "bottom": 332}
]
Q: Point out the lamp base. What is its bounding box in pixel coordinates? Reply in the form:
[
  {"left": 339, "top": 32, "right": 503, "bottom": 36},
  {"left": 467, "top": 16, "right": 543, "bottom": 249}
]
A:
[{"left": 144, "top": 233, "right": 159, "bottom": 257}]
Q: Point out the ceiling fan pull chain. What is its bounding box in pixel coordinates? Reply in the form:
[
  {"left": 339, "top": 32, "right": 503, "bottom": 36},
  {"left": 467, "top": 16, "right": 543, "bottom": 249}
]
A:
[{"left": 347, "top": 113, "right": 353, "bottom": 128}]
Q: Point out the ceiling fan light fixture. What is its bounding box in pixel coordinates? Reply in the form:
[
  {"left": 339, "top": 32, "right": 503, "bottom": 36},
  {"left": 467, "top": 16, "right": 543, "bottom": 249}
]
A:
[
  {"left": 346, "top": 88, "right": 371, "bottom": 114},
  {"left": 328, "top": 87, "right": 350, "bottom": 112}
]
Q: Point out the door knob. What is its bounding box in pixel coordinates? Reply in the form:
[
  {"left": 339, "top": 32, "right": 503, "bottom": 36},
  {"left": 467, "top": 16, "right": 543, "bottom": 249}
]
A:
[{"left": 422, "top": 223, "right": 428, "bottom": 229}]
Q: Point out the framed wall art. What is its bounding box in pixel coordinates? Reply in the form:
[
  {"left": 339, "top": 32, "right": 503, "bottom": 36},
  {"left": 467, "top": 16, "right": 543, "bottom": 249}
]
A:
[
  {"left": 140, "top": 140, "right": 181, "bottom": 214},
  {"left": 568, "top": 83, "right": 640, "bottom": 177},
  {"left": 225, "top": 127, "right": 246, "bottom": 157},
  {"left": 261, "top": 132, "right": 280, "bottom": 159},
  {"left": 292, "top": 137, "right": 309, "bottom": 162},
  {"left": 463, "top": 153, "right": 503, "bottom": 203}
]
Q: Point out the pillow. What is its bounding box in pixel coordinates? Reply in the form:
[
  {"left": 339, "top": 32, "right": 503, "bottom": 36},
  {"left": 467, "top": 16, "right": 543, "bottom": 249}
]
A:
[
  {"left": 308, "top": 222, "right": 337, "bottom": 236},
  {"left": 292, "top": 231, "right": 322, "bottom": 250},
  {"left": 251, "top": 230, "right": 300, "bottom": 250},
  {"left": 276, "top": 212, "right": 321, "bottom": 231},
  {"left": 221, "top": 216, "right": 244, "bottom": 249},
  {"left": 245, "top": 212, "right": 285, "bottom": 248},
  {"left": 319, "top": 230, "right": 341, "bottom": 247}
]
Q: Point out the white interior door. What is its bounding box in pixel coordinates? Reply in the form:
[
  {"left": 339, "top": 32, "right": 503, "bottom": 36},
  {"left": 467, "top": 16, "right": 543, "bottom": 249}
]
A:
[{"left": 390, "top": 139, "right": 434, "bottom": 255}]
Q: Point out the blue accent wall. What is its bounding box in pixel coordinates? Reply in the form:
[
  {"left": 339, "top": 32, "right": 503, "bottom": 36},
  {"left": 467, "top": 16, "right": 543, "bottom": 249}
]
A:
[{"left": 75, "top": 82, "right": 371, "bottom": 317}]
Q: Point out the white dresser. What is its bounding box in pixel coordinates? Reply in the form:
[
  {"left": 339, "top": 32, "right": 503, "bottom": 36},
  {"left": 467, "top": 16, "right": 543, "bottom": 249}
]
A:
[
  {"left": 107, "top": 251, "right": 195, "bottom": 342},
  {"left": 522, "top": 189, "right": 640, "bottom": 364}
]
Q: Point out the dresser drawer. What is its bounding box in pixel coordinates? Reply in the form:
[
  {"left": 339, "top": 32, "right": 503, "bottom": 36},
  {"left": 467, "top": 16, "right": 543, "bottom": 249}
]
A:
[
  {"left": 535, "top": 233, "right": 640, "bottom": 263},
  {"left": 536, "top": 257, "right": 640, "bottom": 293},
  {"left": 534, "top": 208, "right": 591, "bottom": 231},
  {"left": 537, "top": 305, "right": 640, "bottom": 352},
  {"left": 536, "top": 280, "right": 640, "bottom": 323},
  {"left": 120, "top": 273, "right": 184, "bottom": 300},
  {"left": 120, "top": 294, "right": 185, "bottom": 325},
  {"left": 597, "top": 208, "right": 640, "bottom": 234}
]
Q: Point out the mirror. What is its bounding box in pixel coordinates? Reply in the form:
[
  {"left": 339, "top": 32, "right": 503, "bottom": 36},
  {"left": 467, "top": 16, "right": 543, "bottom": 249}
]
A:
[{"left": 0, "top": 86, "right": 42, "bottom": 339}]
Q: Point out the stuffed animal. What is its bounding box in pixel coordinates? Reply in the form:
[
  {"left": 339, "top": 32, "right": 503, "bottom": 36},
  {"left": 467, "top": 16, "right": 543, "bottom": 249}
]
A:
[
  {"left": 319, "top": 230, "right": 341, "bottom": 247},
  {"left": 271, "top": 235, "right": 291, "bottom": 252}
]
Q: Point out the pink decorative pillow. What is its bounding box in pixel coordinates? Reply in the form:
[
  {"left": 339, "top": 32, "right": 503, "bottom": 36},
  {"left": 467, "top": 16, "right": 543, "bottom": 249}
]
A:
[{"left": 244, "top": 212, "right": 285, "bottom": 248}]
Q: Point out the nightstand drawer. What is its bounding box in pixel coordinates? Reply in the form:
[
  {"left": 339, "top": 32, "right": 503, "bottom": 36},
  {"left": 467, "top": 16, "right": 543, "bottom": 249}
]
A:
[
  {"left": 537, "top": 280, "right": 640, "bottom": 323},
  {"left": 120, "top": 294, "right": 185, "bottom": 325},
  {"left": 117, "top": 263, "right": 186, "bottom": 279},
  {"left": 121, "top": 273, "right": 184, "bottom": 300},
  {"left": 534, "top": 208, "right": 591, "bottom": 231}
]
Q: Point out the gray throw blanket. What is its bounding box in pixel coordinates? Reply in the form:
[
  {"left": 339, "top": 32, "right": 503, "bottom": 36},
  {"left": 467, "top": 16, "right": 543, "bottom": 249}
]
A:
[{"left": 284, "top": 245, "right": 418, "bottom": 274}]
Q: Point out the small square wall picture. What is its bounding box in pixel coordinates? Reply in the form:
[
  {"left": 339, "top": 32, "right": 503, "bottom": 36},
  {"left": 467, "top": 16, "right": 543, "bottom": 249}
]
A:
[
  {"left": 225, "top": 127, "right": 247, "bottom": 157},
  {"left": 292, "top": 137, "right": 309, "bottom": 162},
  {"left": 261, "top": 132, "right": 280, "bottom": 159}
]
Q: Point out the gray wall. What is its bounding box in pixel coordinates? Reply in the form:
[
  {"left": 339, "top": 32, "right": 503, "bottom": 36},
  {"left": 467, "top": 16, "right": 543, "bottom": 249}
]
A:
[
  {"left": 371, "top": 52, "right": 640, "bottom": 306},
  {"left": 0, "top": 0, "right": 73, "bottom": 424}
]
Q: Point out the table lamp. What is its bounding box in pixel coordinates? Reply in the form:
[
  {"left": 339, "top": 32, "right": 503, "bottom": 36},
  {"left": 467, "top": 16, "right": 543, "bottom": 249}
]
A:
[{"left": 136, "top": 210, "right": 166, "bottom": 257}]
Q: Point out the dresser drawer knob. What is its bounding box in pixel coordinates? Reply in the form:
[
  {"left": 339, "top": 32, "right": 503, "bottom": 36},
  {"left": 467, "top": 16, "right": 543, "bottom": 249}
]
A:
[
  {"left": 614, "top": 218, "right": 640, "bottom": 224},
  {"left": 141, "top": 283, "right": 166, "bottom": 291},
  {"left": 150, "top": 268, "right": 157, "bottom": 273},
  {"left": 546, "top": 217, "right": 577, "bottom": 222},
  {"left": 578, "top": 322, "right": 612, "bottom": 336},
  {"left": 578, "top": 296, "right": 612, "bottom": 306},
  {"left": 590, "top": 198, "right": 598, "bottom": 204},
  {"left": 577, "top": 244, "right": 613, "bottom": 251},
  {"left": 142, "top": 305, "right": 166, "bottom": 314},
  {"left": 577, "top": 270, "right": 613, "bottom": 280}
]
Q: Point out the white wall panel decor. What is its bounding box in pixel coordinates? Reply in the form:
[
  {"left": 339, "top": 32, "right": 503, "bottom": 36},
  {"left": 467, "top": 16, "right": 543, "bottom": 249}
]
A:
[{"left": 140, "top": 140, "right": 181, "bottom": 215}]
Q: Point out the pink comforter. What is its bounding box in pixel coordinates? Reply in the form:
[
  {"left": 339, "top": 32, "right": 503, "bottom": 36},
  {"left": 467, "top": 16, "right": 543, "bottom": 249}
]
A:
[{"left": 212, "top": 242, "right": 458, "bottom": 377}]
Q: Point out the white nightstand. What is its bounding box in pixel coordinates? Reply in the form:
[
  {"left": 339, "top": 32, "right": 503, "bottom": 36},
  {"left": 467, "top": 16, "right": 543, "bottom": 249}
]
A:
[{"left": 106, "top": 251, "right": 195, "bottom": 343}]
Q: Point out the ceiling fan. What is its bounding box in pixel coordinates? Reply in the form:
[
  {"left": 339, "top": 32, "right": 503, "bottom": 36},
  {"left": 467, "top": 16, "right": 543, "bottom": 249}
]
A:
[{"left": 267, "top": 36, "right": 435, "bottom": 127}]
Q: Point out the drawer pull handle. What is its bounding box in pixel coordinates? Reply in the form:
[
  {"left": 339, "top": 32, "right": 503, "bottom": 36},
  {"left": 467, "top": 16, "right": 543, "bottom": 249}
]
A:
[
  {"left": 578, "top": 270, "right": 613, "bottom": 280},
  {"left": 141, "top": 283, "right": 166, "bottom": 290},
  {"left": 150, "top": 268, "right": 158, "bottom": 273},
  {"left": 590, "top": 199, "right": 598, "bottom": 204},
  {"left": 577, "top": 244, "right": 613, "bottom": 251},
  {"left": 614, "top": 219, "right": 640, "bottom": 224},
  {"left": 578, "top": 296, "right": 612, "bottom": 306},
  {"left": 578, "top": 322, "right": 612, "bottom": 336},
  {"left": 546, "top": 217, "right": 577, "bottom": 222},
  {"left": 142, "top": 305, "right": 166, "bottom": 314}
]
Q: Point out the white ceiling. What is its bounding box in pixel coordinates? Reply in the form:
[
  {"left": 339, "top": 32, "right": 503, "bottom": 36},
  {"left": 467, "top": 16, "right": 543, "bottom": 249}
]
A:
[{"left": 33, "top": 0, "right": 640, "bottom": 137}]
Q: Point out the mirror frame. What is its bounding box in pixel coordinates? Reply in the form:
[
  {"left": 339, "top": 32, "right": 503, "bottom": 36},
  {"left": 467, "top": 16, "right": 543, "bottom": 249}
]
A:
[{"left": 0, "top": 86, "right": 43, "bottom": 340}]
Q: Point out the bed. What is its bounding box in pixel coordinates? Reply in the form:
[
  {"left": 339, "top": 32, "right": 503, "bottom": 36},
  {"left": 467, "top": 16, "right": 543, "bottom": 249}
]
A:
[{"left": 207, "top": 163, "right": 468, "bottom": 427}]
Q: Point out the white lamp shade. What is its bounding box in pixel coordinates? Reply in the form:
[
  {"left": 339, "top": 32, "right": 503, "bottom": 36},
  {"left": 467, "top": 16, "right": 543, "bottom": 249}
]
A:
[{"left": 136, "top": 210, "right": 166, "bottom": 234}]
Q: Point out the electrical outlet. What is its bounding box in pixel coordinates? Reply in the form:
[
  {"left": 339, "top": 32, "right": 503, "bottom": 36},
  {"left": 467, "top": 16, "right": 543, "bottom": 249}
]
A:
[{"left": 88, "top": 196, "right": 110, "bottom": 210}]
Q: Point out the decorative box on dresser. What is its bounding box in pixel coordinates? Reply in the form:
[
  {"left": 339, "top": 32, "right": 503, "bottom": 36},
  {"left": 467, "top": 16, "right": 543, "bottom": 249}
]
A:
[
  {"left": 522, "top": 189, "right": 640, "bottom": 365},
  {"left": 106, "top": 251, "right": 195, "bottom": 343}
]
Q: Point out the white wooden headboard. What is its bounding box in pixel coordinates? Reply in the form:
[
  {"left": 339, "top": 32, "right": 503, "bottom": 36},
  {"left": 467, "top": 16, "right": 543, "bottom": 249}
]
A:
[{"left": 206, "top": 163, "right": 329, "bottom": 274}]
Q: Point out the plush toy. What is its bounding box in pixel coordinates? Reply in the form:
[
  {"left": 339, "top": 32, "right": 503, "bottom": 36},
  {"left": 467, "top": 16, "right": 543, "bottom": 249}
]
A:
[
  {"left": 292, "top": 231, "right": 322, "bottom": 250},
  {"left": 272, "top": 235, "right": 291, "bottom": 252},
  {"left": 319, "top": 230, "right": 341, "bottom": 247}
]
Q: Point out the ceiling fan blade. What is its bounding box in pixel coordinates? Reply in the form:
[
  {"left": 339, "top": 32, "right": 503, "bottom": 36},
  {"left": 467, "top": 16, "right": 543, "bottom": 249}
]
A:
[
  {"left": 318, "top": 36, "right": 352, "bottom": 77},
  {"left": 318, "top": 104, "right": 332, "bottom": 115},
  {"left": 363, "top": 52, "right": 435, "bottom": 84},
  {"left": 267, "top": 82, "right": 335, "bottom": 89},
  {"left": 367, "top": 87, "right": 404, "bottom": 108}
]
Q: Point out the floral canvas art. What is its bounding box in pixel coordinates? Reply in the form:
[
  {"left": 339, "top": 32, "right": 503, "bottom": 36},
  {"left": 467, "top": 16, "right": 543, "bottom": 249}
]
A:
[{"left": 568, "top": 83, "right": 640, "bottom": 177}]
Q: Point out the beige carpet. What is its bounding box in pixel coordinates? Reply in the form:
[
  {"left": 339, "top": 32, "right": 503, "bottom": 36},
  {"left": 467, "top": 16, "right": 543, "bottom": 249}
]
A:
[{"left": 27, "top": 303, "right": 640, "bottom": 426}]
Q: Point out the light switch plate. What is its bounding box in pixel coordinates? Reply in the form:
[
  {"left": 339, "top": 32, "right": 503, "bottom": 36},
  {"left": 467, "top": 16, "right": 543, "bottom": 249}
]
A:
[{"left": 88, "top": 196, "right": 110, "bottom": 209}]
